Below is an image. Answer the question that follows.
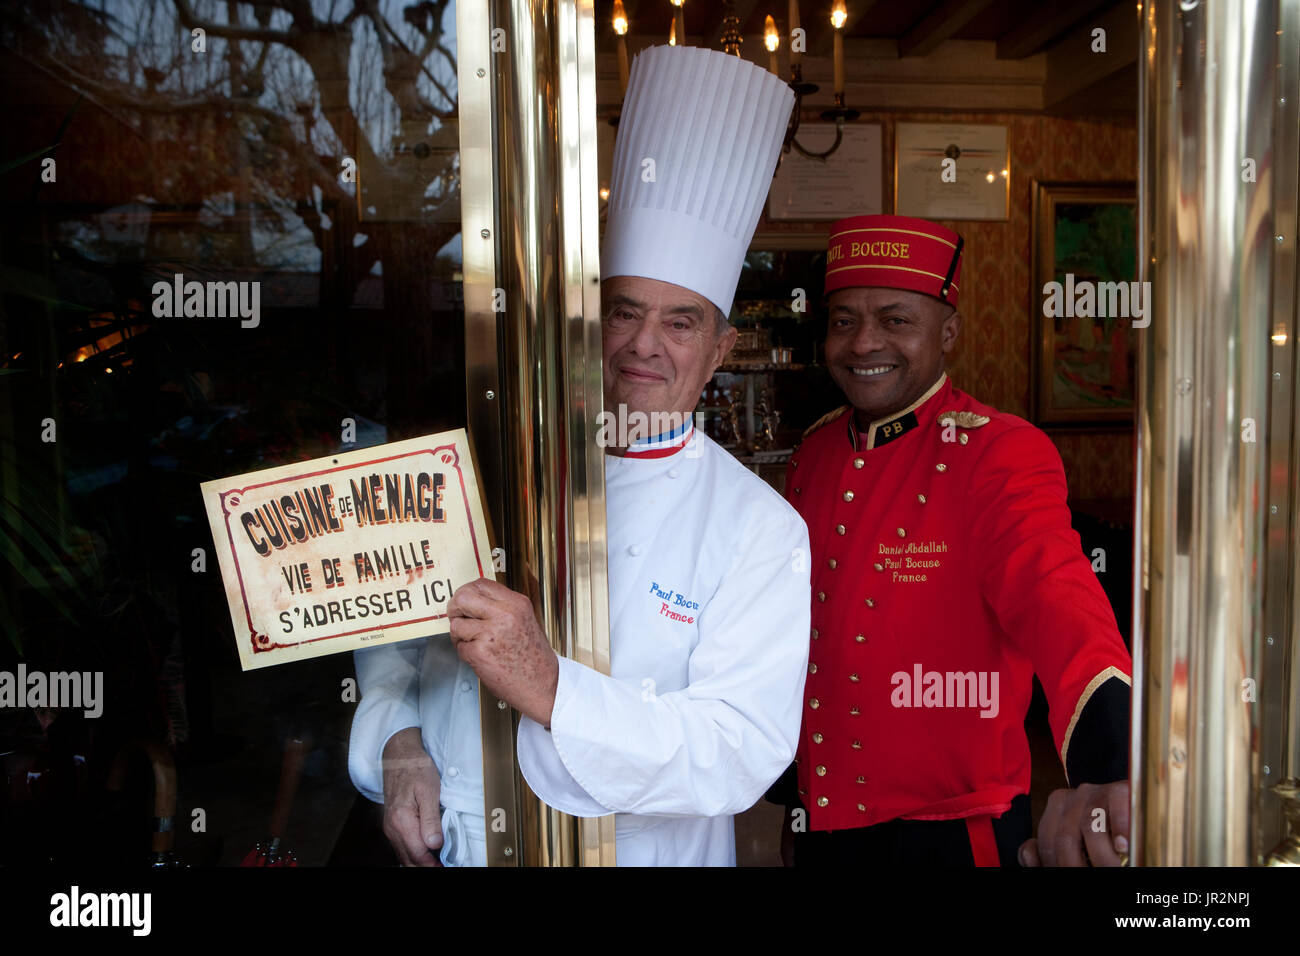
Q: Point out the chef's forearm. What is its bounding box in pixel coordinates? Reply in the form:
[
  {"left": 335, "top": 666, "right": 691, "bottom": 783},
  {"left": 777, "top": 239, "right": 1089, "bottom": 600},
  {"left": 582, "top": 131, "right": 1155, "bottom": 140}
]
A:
[{"left": 519, "top": 655, "right": 802, "bottom": 818}]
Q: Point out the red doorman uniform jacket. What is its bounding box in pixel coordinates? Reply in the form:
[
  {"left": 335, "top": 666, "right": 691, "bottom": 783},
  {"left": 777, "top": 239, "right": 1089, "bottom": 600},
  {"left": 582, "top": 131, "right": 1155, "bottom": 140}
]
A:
[{"left": 784, "top": 372, "right": 1131, "bottom": 833}]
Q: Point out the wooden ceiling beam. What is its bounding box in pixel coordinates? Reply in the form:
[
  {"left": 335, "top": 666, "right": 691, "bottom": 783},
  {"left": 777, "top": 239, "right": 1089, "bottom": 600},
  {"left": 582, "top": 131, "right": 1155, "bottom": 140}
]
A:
[
  {"left": 995, "top": 0, "right": 1112, "bottom": 59},
  {"left": 898, "top": 0, "right": 996, "bottom": 58},
  {"left": 1042, "top": 1, "right": 1138, "bottom": 108}
]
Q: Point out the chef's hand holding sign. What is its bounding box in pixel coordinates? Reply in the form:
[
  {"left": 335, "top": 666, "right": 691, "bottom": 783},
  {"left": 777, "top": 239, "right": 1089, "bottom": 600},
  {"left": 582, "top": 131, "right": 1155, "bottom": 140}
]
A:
[{"left": 447, "top": 579, "right": 560, "bottom": 727}]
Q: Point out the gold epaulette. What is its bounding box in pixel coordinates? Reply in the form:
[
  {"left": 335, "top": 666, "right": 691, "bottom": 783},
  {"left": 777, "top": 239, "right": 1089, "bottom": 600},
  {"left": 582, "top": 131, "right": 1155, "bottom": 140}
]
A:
[
  {"left": 936, "top": 410, "right": 990, "bottom": 429},
  {"left": 802, "top": 405, "right": 850, "bottom": 438}
]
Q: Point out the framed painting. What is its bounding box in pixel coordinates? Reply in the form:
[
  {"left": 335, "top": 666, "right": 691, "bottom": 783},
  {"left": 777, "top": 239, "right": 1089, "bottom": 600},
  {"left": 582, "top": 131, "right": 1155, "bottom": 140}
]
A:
[{"left": 1030, "top": 181, "right": 1139, "bottom": 428}]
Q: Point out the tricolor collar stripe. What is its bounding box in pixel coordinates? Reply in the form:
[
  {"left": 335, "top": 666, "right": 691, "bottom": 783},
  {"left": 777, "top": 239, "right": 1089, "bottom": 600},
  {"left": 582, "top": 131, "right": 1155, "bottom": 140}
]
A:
[{"left": 626, "top": 421, "right": 695, "bottom": 458}]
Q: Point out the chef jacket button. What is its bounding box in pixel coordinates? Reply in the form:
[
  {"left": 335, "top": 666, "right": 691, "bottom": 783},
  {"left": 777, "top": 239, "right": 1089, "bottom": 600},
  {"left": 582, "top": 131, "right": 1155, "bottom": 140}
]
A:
[
  {"left": 628, "top": 544, "right": 642, "bottom": 556},
  {"left": 935, "top": 463, "right": 947, "bottom": 472},
  {"left": 828, "top": 558, "right": 837, "bottom": 569},
  {"left": 836, "top": 524, "right": 846, "bottom": 535},
  {"left": 917, "top": 493, "right": 927, "bottom": 504},
  {"left": 857, "top": 803, "right": 867, "bottom": 812},
  {"left": 856, "top": 776, "right": 866, "bottom": 784},
  {"left": 855, "top": 634, "right": 865, "bottom": 643},
  {"left": 795, "top": 487, "right": 801, "bottom": 494},
  {"left": 817, "top": 591, "right": 826, "bottom": 602},
  {"left": 897, "top": 527, "right": 906, "bottom": 538},
  {"left": 811, "top": 628, "right": 819, "bottom": 639},
  {"left": 447, "top": 766, "right": 460, "bottom": 777},
  {"left": 873, "top": 562, "right": 884, "bottom": 572},
  {"left": 815, "top": 765, "right": 827, "bottom": 777},
  {"left": 809, "top": 698, "right": 820, "bottom": 710},
  {"left": 849, "top": 673, "right": 859, "bottom": 682},
  {"left": 460, "top": 680, "right": 472, "bottom": 692},
  {"left": 959, "top": 433, "right": 969, "bottom": 445},
  {"left": 808, "top": 662, "right": 818, "bottom": 675},
  {"left": 849, "top": 706, "right": 860, "bottom": 716},
  {"left": 668, "top": 467, "right": 680, "bottom": 478},
  {"left": 852, "top": 740, "right": 862, "bottom": 749},
  {"left": 812, "top": 732, "right": 824, "bottom": 744},
  {"left": 853, "top": 457, "right": 864, "bottom": 469},
  {"left": 842, "top": 490, "right": 854, "bottom": 502},
  {"left": 817, "top": 797, "right": 829, "bottom": 808},
  {"left": 865, "top": 598, "right": 875, "bottom": 608}
]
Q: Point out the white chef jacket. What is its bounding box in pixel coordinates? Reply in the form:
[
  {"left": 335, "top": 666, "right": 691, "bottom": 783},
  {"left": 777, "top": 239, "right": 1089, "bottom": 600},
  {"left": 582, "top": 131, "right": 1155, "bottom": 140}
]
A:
[{"left": 348, "top": 423, "right": 810, "bottom": 866}]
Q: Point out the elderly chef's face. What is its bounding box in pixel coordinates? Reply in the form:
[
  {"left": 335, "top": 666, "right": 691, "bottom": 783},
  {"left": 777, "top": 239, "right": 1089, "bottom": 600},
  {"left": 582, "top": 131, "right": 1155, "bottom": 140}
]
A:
[
  {"left": 601, "top": 275, "right": 737, "bottom": 427},
  {"left": 824, "top": 285, "right": 960, "bottom": 425}
]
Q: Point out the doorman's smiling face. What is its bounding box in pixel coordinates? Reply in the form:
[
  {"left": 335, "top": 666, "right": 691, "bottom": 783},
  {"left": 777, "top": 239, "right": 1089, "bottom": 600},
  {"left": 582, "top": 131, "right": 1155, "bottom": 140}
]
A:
[{"left": 824, "top": 286, "right": 961, "bottom": 425}]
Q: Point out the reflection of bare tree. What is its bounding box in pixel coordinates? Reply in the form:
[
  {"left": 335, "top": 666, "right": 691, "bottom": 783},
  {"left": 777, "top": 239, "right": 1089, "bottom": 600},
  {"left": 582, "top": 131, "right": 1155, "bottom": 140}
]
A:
[{"left": 6, "top": 0, "right": 462, "bottom": 310}]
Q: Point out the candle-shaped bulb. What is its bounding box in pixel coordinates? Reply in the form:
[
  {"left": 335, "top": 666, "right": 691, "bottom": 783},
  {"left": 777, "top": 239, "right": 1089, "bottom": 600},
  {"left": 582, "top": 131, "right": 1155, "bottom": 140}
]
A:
[
  {"left": 832, "top": 1, "right": 846, "bottom": 96},
  {"left": 614, "top": 1, "right": 629, "bottom": 94},
  {"left": 765, "top": 13, "right": 779, "bottom": 74},
  {"left": 789, "top": 0, "right": 802, "bottom": 66}
]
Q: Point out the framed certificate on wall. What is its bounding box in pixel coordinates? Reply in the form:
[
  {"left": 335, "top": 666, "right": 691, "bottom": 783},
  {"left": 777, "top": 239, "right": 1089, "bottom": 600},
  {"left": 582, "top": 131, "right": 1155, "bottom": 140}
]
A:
[
  {"left": 768, "top": 123, "right": 883, "bottom": 221},
  {"left": 894, "top": 122, "right": 1010, "bottom": 221}
]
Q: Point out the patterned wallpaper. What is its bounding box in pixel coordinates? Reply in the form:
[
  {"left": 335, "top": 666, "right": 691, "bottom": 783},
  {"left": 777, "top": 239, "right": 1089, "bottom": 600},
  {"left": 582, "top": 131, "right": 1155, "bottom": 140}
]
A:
[{"left": 759, "top": 111, "right": 1138, "bottom": 502}]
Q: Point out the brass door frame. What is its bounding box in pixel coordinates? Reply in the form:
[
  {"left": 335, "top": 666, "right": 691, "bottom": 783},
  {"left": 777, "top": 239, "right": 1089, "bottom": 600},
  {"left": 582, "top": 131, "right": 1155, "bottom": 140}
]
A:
[
  {"left": 1132, "top": 0, "right": 1286, "bottom": 865},
  {"left": 458, "top": 0, "right": 615, "bottom": 866}
]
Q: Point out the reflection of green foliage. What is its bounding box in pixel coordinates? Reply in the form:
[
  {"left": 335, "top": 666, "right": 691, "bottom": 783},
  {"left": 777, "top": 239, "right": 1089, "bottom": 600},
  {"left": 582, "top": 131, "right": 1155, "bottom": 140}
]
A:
[
  {"left": 1055, "top": 203, "right": 1136, "bottom": 283},
  {"left": 0, "top": 460, "right": 96, "bottom": 655},
  {"left": 0, "top": 94, "right": 80, "bottom": 178},
  {"left": 0, "top": 95, "right": 94, "bottom": 654}
]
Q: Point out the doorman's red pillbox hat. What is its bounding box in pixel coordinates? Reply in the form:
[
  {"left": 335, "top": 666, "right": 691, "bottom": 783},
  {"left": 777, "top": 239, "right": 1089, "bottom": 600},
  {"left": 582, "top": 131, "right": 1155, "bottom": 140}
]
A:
[{"left": 824, "top": 214, "right": 964, "bottom": 308}]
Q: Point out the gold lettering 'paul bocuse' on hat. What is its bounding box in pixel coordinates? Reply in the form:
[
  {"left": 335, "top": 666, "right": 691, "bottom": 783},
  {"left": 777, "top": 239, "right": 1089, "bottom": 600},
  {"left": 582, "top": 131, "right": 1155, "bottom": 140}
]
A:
[{"left": 824, "top": 214, "right": 965, "bottom": 309}]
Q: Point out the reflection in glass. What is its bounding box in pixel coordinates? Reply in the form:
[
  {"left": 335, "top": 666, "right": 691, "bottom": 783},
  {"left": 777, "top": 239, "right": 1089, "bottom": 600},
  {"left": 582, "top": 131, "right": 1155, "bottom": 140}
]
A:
[{"left": 0, "top": 0, "right": 483, "bottom": 866}]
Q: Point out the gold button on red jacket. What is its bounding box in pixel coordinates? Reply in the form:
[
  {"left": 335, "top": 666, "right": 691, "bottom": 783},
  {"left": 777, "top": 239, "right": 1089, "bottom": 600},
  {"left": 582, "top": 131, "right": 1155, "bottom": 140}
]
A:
[{"left": 787, "top": 373, "right": 1131, "bottom": 832}]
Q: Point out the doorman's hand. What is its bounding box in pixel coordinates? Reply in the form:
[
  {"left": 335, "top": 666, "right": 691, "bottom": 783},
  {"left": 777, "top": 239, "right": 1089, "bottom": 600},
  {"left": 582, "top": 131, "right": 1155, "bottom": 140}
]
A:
[
  {"left": 447, "top": 578, "right": 559, "bottom": 727},
  {"left": 1019, "top": 779, "right": 1130, "bottom": 867}
]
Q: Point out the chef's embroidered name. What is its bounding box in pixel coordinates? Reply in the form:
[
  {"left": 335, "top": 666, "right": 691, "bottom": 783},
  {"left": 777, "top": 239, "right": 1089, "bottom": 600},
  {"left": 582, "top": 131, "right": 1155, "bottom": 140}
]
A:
[
  {"left": 239, "top": 471, "right": 447, "bottom": 557},
  {"left": 649, "top": 581, "right": 699, "bottom": 624}
]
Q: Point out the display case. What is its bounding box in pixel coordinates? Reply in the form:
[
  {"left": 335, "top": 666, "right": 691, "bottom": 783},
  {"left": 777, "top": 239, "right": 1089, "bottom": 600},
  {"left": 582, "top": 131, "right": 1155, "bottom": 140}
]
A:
[{"left": 698, "top": 244, "right": 843, "bottom": 493}]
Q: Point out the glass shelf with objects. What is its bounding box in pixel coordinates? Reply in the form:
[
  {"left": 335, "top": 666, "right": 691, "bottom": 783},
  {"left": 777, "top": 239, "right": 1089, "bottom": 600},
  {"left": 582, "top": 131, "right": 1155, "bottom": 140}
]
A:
[{"left": 700, "top": 246, "right": 845, "bottom": 492}]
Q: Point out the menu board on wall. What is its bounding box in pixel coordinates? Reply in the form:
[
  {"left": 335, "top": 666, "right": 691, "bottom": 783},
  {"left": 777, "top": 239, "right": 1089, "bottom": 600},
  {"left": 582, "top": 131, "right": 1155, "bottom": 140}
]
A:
[
  {"left": 895, "top": 122, "right": 1011, "bottom": 221},
  {"left": 767, "top": 123, "right": 883, "bottom": 221}
]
